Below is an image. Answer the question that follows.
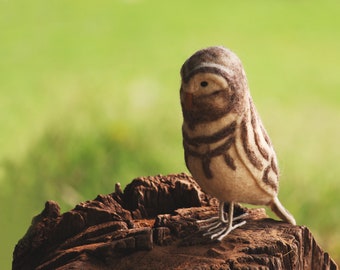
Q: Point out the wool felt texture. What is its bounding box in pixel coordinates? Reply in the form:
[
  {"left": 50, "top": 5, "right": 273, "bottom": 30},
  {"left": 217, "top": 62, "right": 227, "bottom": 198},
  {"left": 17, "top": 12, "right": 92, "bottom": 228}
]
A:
[{"left": 180, "top": 46, "right": 296, "bottom": 228}]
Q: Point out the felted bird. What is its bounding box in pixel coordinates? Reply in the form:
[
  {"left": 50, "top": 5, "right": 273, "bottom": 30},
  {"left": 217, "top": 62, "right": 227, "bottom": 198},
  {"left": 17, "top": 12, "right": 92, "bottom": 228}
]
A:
[{"left": 180, "top": 46, "right": 296, "bottom": 240}]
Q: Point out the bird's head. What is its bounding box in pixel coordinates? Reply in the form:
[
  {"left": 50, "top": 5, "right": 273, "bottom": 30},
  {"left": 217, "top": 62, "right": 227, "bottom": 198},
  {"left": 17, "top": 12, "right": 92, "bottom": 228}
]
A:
[{"left": 180, "top": 46, "right": 249, "bottom": 127}]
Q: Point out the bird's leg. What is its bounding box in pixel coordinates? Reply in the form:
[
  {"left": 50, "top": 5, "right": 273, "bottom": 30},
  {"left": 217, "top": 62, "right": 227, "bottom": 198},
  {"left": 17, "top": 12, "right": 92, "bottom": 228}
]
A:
[
  {"left": 198, "top": 201, "right": 247, "bottom": 241},
  {"left": 211, "top": 202, "right": 247, "bottom": 241},
  {"left": 197, "top": 202, "right": 224, "bottom": 231}
]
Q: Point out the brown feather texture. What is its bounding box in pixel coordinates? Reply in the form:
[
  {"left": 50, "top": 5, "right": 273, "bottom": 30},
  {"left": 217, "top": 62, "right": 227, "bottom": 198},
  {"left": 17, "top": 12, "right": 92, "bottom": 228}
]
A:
[{"left": 180, "top": 46, "right": 296, "bottom": 240}]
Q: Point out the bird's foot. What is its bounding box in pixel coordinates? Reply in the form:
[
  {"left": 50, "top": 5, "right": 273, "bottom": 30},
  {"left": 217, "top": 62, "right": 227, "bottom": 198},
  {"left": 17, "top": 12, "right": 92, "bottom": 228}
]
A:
[{"left": 197, "top": 213, "right": 248, "bottom": 241}]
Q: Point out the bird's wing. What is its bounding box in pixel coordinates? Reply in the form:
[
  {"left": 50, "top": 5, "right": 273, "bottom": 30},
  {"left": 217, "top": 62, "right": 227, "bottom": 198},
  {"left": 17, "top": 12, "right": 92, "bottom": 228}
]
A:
[{"left": 234, "top": 98, "right": 279, "bottom": 196}]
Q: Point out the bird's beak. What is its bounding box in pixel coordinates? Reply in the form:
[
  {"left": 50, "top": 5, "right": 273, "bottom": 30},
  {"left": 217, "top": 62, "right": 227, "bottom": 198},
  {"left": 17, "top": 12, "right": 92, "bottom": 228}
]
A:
[{"left": 184, "top": 92, "right": 193, "bottom": 110}]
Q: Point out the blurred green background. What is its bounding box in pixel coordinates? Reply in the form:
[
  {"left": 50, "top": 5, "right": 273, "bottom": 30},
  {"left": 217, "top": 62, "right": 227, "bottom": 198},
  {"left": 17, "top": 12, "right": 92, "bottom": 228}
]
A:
[{"left": 1, "top": 0, "right": 339, "bottom": 268}]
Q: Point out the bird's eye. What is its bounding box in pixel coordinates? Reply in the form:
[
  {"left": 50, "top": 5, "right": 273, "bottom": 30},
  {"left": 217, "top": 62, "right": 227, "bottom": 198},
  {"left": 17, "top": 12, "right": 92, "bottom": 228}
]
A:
[{"left": 200, "top": 81, "right": 208, "bottom": 87}]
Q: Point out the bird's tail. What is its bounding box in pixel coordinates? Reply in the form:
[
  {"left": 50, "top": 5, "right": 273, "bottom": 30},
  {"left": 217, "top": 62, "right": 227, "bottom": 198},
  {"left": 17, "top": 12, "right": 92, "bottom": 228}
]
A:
[{"left": 270, "top": 196, "right": 296, "bottom": 225}]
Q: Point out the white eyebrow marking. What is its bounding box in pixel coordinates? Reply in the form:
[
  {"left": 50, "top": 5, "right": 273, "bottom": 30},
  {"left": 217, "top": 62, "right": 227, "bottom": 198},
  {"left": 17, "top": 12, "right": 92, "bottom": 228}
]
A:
[{"left": 193, "top": 62, "right": 235, "bottom": 77}]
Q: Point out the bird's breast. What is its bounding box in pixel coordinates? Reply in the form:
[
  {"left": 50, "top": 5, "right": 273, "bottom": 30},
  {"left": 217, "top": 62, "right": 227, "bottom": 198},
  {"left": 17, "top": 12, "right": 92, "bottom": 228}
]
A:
[
  {"left": 182, "top": 114, "right": 275, "bottom": 205},
  {"left": 185, "top": 143, "right": 273, "bottom": 205}
]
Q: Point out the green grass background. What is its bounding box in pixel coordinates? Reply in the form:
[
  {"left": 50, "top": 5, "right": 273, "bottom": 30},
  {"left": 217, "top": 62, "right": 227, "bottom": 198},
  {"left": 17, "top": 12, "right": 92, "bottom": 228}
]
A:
[{"left": 1, "top": 0, "right": 340, "bottom": 268}]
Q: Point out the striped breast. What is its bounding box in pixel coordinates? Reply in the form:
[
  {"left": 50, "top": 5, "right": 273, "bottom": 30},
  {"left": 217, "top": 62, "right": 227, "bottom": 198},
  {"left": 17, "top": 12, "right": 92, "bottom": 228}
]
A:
[
  {"left": 182, "top": 115, "right": 238, "bottom": 179},
  {"left": 182, "top": 96, "right": 279, "bottom": 203}
]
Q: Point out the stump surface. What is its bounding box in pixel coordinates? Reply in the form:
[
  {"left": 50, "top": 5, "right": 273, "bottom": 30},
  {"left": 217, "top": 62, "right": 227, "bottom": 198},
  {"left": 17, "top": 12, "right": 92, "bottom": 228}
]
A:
[{"left": 12, "top": 173, "right": 338, "bottom": 270}]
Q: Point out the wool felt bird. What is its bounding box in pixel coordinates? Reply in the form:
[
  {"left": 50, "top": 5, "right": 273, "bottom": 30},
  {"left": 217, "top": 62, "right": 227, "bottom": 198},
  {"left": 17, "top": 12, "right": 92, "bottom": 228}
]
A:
[{"left": 180, "top": 46, "right": 296, "bottom": 240}]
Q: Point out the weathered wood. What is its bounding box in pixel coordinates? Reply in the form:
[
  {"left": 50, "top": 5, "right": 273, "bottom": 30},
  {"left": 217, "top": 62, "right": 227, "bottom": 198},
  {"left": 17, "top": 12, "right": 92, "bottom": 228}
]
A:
[{"left": 12, "top": 173, "right": 338, "bottom": 270}]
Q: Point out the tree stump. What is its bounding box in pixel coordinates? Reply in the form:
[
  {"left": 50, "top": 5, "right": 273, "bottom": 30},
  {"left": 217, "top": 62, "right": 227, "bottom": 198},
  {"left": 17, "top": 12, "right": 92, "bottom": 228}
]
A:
[{"left": 12, "top": 173, "right": 338, "bottom": 270}]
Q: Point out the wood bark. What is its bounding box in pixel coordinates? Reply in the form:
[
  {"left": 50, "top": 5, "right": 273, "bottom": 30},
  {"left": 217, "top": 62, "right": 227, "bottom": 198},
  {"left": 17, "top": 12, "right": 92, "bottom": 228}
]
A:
[{"left": 12, "top": 173, "right": 338, "bottom": 270}]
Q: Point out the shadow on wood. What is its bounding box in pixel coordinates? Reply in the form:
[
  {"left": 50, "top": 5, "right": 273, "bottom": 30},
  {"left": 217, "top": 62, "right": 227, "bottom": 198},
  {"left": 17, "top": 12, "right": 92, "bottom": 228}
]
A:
[{"left": 12, "top": 173, "right": 338, "bottom": 270}]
